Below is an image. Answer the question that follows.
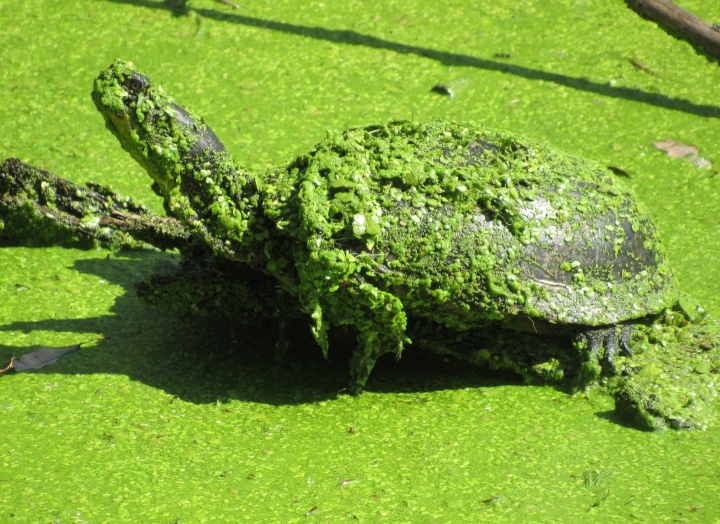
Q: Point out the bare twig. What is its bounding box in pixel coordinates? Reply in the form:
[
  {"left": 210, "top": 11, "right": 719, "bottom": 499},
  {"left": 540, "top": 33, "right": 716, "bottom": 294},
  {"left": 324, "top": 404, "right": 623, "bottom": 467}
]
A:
[
  {"left": 217, "top": 0, "right": 241, "bottom": 9},
  {"left": 628, "top": 57, "right": 659, "bottom": 76}
]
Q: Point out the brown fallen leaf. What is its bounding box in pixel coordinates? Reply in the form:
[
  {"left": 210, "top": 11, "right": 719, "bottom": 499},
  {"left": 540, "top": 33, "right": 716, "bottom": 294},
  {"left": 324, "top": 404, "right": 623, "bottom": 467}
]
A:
[
  {"left": 653, "top": 139, "right": 711, "bottom": 168},
  {"left": 667, "top": 145, "right": 698, "bottom": 158},
  {"left": 0, "top": 338, "right": 105, "bottom": 373},
  {"left": 653, "top": 139, "right": 697, "bottom": 157},
  {"left": 652, "top": 139, "right": 675, "bottom": 150}
]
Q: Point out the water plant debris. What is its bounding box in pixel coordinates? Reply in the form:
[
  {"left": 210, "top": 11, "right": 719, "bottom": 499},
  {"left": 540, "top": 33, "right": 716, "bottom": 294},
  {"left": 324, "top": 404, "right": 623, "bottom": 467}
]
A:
[
  {"left": 653, "top": 139, "right": 711, "bottom": 168},
  {"left": 0, "top": 338, "right": 104, "bottom": 373}
]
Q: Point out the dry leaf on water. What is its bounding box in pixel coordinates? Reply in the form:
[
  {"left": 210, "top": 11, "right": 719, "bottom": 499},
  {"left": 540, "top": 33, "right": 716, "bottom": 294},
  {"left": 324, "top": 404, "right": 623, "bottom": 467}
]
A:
[
  {"left": 653, "top": 139, "right": 711, "bottom": 168},
  {"left": 657, "top": 141, "right": 697, "bottom": 158},
  {"left": 0, "top": 338, "right": 105, "bottom": 373},
  {"left": 694, "top": 157, "right": 712, "bottom": 169}
]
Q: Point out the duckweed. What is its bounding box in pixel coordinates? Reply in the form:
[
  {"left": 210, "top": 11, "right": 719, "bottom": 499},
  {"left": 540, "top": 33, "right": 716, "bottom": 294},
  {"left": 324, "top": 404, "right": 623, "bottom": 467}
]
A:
[{"left": 2, "top": 0, "right": 720, "bottom": 521}]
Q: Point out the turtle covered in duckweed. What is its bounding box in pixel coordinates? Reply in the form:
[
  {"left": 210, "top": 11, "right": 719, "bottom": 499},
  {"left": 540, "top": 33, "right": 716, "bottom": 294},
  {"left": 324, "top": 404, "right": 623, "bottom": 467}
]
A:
[
  {"left": 87, "top": 60, "right": 718, "bottom": 428},
  {"left": 0, "top": 61, "right": 720, "bottom": 429},
  {"left": 79, "top": 60, "right": 720, "bottom": 429}
]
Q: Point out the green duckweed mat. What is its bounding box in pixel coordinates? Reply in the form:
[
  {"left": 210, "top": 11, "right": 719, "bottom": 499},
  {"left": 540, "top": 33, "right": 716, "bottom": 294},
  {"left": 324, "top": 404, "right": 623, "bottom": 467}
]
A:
[{"left": 1, "top": 0, "right": 720, "bottom": 521}]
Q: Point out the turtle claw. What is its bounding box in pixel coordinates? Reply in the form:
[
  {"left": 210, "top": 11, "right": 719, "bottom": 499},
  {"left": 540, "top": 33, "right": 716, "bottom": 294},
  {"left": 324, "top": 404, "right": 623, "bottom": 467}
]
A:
[
  {"left": 620, "top": 324, "right": 634, "bottom": 356},
  {"left": 579, "top": 324, "right": 634, "bottom": 374},
  {"left": 603, "top": 331, "right": 620, "bottom": 371}
]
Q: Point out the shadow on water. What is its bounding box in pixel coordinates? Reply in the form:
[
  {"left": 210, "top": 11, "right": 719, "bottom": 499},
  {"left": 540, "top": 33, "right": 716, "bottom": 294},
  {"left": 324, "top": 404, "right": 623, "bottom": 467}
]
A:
[
  {"left": 594, "top": 410, "right": 652, "bottom": 431},
  {"left": 0, "top": 248, "right": 524, "bottom": 408},
  {"left": 103, "top": 0, "right": 720, "bottom": 119}
]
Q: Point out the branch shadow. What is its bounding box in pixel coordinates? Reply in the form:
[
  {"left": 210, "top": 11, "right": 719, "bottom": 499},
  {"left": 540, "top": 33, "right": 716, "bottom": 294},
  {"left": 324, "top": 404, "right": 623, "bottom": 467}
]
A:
[{"left": 105, "top": 0, "right": 720, "bottom": 118}]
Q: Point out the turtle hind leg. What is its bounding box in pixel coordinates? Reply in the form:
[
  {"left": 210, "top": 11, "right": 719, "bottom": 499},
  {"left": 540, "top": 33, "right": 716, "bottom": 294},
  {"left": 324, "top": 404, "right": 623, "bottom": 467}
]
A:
[
  {"left": 574, "top": 324, "right": 635, "bottom": 383},
  {"left": 602, "top": 329, "right": 620, "bottom": 374},
  {"left": 574, "top": 324, "right": 633, "bottom": 388},
  {"left": 583, "top": 329, "right": 605, "bottom": 361},
  {"left": 573, "top": 328, "right": 604, "bottom": 385},
  {"left": 602, "top": 324, "right": 635, "bottom": 365}
]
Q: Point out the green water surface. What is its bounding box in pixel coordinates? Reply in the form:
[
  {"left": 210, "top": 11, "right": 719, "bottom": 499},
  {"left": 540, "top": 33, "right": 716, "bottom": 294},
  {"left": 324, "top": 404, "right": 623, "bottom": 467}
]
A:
[{"left": 1, "top": 0, "right": 720, "bottom": 522}]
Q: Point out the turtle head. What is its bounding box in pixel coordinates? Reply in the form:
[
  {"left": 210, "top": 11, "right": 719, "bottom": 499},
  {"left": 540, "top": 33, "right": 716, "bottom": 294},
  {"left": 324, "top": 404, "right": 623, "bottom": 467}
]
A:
[{"left": 92, "top": 59, "right": 226, "bottom": 195}]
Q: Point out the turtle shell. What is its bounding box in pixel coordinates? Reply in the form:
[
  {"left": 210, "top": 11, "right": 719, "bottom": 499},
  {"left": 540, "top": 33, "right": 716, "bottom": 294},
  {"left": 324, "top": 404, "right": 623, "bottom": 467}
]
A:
[{"left": 265, "top": 120, "right": 677, "bottom": 330}]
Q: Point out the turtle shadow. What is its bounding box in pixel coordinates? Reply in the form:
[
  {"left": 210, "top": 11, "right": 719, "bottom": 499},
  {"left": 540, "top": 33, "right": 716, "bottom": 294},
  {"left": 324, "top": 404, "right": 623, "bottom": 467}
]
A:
[
  {"left": 0, "top": 248, "right": 178, "bottom": 355},
  {"left": 0, "top": 248, "right": 523, "bottom": 407},
  {"left": 103, "top": 0, "right": 720, "bottom": 119},
  {"left": 594, "top": 410, "right": 653, "bottom": 431},
  {"left": 0, "top": 247, "right": 640, "bottom": 433},
  {"left": 0, "top": 312, "right": 525, "bottom": 408}
]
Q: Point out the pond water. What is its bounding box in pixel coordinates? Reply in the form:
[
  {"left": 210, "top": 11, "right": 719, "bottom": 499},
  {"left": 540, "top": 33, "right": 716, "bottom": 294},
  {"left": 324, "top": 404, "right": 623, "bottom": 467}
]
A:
[{"left": 1, "top": 0, "right": 719, "bottom": 521}]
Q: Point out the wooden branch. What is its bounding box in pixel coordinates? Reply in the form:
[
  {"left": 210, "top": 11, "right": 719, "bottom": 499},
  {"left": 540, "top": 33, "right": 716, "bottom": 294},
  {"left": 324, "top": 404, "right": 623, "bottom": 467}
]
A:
[
  {"left": 624, "top": 0, "right": 720, "bottom": 62},
  {"left": 0, "top": 158, "right": 191, "bottom": 250}
]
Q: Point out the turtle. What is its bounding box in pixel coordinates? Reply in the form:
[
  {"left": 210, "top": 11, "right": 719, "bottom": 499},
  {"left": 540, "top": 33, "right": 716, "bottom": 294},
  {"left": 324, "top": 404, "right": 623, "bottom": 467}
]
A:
[{"left": 91, "top": 59, "right": 679, "bottom": 393}]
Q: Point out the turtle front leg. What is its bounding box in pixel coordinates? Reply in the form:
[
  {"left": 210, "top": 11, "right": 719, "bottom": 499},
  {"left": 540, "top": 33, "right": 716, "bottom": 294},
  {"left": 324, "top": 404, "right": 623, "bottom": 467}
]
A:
[
  {"left": 274, "top": 316, "right": 290, "bottom": 362},
  {"left": 300, "top": 259, "right": 409, "bottom": 394},
  {"left": 340, "top": 283, "right": 409, "bottom": 395},
  {"left": 347, "top": 332, "right": 392, "bottom": 395}
]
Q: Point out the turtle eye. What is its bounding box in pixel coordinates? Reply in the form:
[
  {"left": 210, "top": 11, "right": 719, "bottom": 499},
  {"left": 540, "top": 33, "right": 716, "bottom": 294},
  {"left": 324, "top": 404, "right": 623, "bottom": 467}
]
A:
[{"left": 125, "top": 75, "right": 147, "bottom": 94}]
